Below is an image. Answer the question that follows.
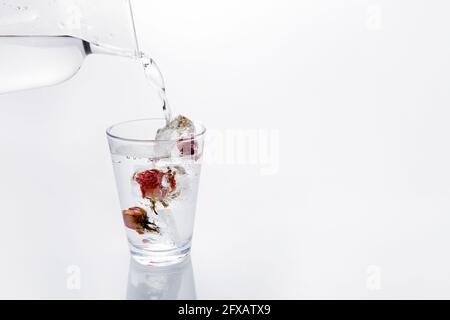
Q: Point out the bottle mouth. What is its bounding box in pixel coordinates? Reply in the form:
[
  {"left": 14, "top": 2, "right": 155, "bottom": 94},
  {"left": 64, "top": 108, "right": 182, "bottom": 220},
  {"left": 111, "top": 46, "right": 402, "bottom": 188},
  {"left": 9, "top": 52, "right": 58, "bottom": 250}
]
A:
[{"left": 106, "top": 118, "right": 206, "bottom": 143}]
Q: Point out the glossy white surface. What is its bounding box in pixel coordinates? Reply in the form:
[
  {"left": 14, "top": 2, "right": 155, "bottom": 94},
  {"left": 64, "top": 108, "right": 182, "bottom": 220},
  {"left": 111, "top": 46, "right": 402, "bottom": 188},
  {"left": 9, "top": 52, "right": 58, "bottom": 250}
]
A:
[{"left": 1, "top": 0, "right": 450, "bottom": 299}]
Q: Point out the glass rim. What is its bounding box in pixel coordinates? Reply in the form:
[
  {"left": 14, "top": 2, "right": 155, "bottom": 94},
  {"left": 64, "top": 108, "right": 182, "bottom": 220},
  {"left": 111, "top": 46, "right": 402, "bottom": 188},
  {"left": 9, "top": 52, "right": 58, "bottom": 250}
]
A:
[{"left": 106, "top": 118, "right": 206, "bottom": 143}]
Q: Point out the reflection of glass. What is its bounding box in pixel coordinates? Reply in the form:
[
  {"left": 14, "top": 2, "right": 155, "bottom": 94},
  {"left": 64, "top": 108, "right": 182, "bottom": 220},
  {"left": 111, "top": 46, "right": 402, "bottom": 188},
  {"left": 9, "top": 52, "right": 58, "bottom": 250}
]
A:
[
  {"left": 0, "top": 0, "right": 139, "bottom": 93},
  {"left": 107, "top": 119, "right": 206, "bottom": 266},
  {"left": 126, "top": 256, "right": 196, "bottom": 300}
]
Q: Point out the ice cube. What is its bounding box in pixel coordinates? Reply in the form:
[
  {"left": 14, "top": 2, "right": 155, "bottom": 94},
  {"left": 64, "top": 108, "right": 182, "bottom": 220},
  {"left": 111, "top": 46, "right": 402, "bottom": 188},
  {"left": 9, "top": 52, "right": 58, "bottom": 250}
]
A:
[
  {"left": 154, "top": 115, "right": 196, "bottom": 159},
  {"left": 156, "top": 208, "right": 181, "bottom": 246},
  {"left": 155, "top": 115, "right": 195, "bottom": 141}
]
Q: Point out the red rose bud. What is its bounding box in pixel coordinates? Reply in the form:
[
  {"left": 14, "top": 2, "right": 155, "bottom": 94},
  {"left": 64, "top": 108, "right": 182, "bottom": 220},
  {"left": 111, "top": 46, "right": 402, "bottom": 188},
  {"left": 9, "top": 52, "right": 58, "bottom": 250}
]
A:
[{"left": 134, "top": 169, "right": 176, "bottom": 201}]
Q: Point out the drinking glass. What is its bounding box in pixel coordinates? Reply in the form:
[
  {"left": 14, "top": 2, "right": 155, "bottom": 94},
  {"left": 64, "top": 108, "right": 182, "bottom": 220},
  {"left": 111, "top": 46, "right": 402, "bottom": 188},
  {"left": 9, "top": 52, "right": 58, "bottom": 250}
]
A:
[{"left": 106, "top": 118, "right": 205, "bottom": 266}]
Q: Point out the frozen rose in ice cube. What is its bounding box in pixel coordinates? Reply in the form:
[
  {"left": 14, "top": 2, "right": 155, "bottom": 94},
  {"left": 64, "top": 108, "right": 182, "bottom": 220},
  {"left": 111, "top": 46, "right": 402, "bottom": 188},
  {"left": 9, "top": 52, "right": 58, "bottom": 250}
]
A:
[
  {"left": 134, "top": 169, "right": 176, "bottom": 200},
  {"left": 122, "top": 207, "right": 159, "bottom": 235},
  {"left": 155, "top": 115, "right": 200, "bottom": 159},
  {"left": 134, "top": 168, "right": 177, "bottom": 214},
  {"left": 155, "top": 115, "right": 195, "bottom": 141}
]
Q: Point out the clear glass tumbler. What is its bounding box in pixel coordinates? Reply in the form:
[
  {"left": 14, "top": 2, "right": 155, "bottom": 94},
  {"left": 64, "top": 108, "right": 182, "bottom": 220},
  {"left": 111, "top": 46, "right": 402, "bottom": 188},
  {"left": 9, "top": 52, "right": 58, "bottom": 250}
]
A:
[{"left": 106, "top": 118, "right": 205, "bottom": 266}]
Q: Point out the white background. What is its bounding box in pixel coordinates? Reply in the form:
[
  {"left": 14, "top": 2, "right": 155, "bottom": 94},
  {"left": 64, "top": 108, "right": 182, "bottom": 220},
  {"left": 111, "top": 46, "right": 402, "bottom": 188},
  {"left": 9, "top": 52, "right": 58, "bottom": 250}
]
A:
[{"left": 1, "top": 0, "right": 450, "bottom": 299}]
